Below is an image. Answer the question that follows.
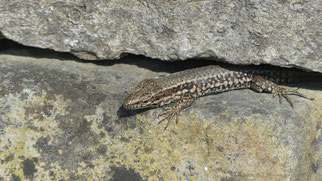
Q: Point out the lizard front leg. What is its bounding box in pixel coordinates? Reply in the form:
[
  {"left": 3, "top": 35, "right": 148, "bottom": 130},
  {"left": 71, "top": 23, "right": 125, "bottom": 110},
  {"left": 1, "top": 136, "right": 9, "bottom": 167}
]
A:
[
  {"left": 157, "top": 94, "right": 195, "bottom": 130},
  {"left": 250, "top": 75, "right": 314, "bottom": 107}
]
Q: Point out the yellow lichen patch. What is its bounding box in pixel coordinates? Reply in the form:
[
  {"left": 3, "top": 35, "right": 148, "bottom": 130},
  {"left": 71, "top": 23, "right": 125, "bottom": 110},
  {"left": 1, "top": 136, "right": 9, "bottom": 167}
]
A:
[
  {"left": 73, "top": 110, "right": 294, "bottom": 180},
  {"left": 96, "top": 114, "right": 208, "bottom": 181},
  {"left": 204, "top": 115, "right": 294, "bottom": 179},
  {"left": 90, "top": 111, "right": 304, "bottom": 180},
  {"left": 0, "top": 89, "right": 71, "bottom": 179},
  {"left": 1, "top": 92, "right": 28, "bottom": 124},
  {"left": 42, "top": 162, "right": 70, "bottom": 180},
  {"left": 26, "top": 92, "right": 70, "bottom": 138},
  {"left": 74, "top": 155, "right": 111, "bottom": 180},
  {"left": 85, "top": 107, "right": 109, "bottom": 142},
  {"left": 0, "top": 127, "right": 40, "bottom": 180}
]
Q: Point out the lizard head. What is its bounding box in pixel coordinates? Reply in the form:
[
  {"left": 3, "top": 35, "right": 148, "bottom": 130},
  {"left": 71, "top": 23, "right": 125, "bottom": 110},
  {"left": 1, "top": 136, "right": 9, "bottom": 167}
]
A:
[{"left": 123, "top": 79, "right": 163, "bottom": 110}]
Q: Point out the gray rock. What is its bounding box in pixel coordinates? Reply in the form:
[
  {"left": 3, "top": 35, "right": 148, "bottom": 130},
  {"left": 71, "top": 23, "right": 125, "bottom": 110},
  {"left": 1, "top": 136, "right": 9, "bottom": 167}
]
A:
[
  {"left": 0, "top": 1, "right": 321, "bottom": 72},
  {"left": 0, "top": 49, "right": 321, "bottom": 180}
]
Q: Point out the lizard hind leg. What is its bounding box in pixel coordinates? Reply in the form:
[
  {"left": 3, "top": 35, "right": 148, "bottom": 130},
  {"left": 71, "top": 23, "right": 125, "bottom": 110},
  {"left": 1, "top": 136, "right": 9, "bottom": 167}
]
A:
[
  {"left": 251, "top": 75, "right": 314, "bottom": 107},
  {"left": 157, "top": 94, "right": 195, "bottom": 131}
]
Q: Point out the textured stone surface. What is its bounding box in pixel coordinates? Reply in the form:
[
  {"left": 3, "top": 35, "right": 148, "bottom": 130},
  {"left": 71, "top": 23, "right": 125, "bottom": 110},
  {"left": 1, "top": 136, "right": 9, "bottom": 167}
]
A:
[
  {"left": 0, "top": 48, "right": 321, "bottom": 180},
  {"left": 0, "top": 0, "right": 321, "bottom": 72}
]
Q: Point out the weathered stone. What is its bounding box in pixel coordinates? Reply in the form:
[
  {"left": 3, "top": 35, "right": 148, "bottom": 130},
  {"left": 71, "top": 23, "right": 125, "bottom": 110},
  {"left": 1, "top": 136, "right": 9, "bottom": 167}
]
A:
[
  {"left": 0, "top": 48, "right": 321, "bottom": 180},
  {"left": 0, "top": 1, "right": 321, "bottom": 72}
]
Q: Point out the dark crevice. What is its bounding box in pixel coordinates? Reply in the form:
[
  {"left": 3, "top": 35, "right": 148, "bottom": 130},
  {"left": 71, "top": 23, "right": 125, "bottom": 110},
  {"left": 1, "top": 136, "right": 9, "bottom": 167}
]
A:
[
  {"left": 1, "top": 38, "right": 322, "bottom": 78},
  {"left": 0, "top": 32, "right": 4, "bottom": 39},
  {"left": 0, "top": 38, "right": 81, "bottom": 60}
]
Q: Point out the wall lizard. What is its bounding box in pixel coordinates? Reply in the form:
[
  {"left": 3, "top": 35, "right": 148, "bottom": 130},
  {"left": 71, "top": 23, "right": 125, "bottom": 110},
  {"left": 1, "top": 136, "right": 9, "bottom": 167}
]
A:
[{"left": 123, "top": 65, "right": 316, "bottom": 129}]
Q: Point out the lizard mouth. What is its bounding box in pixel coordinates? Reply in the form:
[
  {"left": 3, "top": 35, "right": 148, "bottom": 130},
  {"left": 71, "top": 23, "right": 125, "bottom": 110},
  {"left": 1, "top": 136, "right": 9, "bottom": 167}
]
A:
[
  {"left": 123, "top": 97, "right": 137, "bottom": 110},
  {"left": 123, "top": 95, "right": 153, "bottom": 110}
]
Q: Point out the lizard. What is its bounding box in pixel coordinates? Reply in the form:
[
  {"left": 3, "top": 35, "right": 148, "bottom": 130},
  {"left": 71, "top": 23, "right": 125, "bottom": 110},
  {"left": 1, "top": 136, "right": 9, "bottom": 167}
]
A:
[{"left": 123, "top": 65, "right": 316, "bottom": 130}]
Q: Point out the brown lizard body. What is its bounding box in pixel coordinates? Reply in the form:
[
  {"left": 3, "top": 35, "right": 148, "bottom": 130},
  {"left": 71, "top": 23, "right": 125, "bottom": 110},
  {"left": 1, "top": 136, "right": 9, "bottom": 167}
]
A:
[{"left": 123, "top": 65, "right": 314, "bottom": 129}]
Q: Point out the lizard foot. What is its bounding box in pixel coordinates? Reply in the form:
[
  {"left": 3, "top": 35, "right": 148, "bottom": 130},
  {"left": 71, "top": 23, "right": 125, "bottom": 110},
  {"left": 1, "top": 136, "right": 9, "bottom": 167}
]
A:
[
  {"left": 157, "top": 106, "right": 180, "bottom": 131},
  {"left": 273, "top": 87, "right": 314, "bottom": 107}
]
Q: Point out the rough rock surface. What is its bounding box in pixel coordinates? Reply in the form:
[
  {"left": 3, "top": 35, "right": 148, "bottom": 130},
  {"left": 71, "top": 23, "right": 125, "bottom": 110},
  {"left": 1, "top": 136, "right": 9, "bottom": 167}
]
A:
[
  {"left": 0, "top": 0, "right": 321, "bottom": 72},
  {"left": 0, "top": 48, "right": 321, "bottom": 180}
]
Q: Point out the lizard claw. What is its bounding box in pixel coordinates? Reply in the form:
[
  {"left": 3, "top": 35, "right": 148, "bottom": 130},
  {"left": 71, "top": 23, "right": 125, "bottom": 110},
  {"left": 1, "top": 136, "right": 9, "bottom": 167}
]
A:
[
  {"left": 273, "top": 87, "right": 314, "bottom": 107},
  {"left": 157, "top": 106, "right": 180, "bottom": 131}
]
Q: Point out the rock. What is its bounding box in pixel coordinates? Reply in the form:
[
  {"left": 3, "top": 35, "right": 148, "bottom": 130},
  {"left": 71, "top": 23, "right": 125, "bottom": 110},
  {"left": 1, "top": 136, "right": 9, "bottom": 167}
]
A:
[
  {"left": 0, "top": 1, "right": 321, "bottom": 72},
  {"left": 0, "top": 48, "right": 321, "bottom": 180}
]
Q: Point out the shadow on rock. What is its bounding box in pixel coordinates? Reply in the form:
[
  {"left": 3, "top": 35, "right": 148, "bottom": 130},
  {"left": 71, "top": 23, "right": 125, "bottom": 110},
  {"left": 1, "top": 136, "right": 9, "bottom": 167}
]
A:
[{"left": 117, "top": 106, "right": 151, "bottom": 119}]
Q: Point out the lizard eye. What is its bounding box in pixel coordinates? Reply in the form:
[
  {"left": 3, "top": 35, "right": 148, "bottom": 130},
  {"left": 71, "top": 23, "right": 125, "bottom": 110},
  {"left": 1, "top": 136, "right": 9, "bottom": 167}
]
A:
[{"left": 140, "top": 92, "right": 154, "bottom": 99}]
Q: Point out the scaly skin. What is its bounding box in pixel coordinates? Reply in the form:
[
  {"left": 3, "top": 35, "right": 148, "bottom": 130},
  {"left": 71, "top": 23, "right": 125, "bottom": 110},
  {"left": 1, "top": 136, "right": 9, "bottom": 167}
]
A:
[{"left": 123, "top": 65, "right": 314, "bottom": 130}]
